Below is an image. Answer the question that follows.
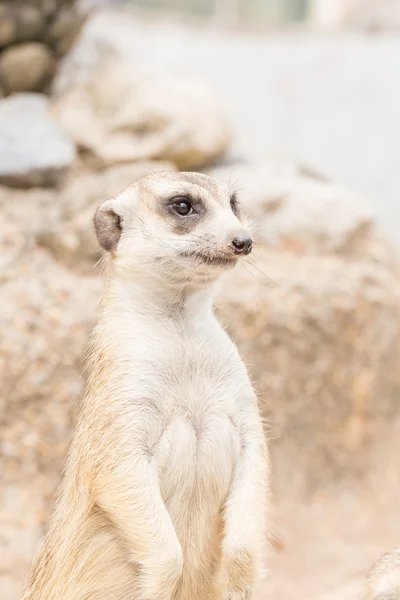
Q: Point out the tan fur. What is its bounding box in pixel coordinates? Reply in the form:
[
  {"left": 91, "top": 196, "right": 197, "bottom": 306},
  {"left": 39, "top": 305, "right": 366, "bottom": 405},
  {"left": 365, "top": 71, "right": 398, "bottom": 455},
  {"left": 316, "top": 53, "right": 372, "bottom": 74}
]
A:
[
  {"left": 22, "top": 171, "right": 268, "bottom": 600},
  {"left": 364, "top": 548, "right": 400, "bottom": 600}
]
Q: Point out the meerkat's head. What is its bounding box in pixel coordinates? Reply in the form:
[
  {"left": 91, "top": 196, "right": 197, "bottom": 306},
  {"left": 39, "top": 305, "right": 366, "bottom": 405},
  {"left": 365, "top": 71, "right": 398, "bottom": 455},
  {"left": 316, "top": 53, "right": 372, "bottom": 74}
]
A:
[{"left": 94, "top": 171, "right": 252, "bottom": 286}]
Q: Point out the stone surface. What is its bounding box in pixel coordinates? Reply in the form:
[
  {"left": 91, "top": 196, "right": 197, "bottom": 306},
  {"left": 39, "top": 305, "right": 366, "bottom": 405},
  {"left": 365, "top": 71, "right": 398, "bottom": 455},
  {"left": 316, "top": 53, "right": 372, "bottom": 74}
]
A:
[
  {"left": 0, "top": 244, "right": 100, "bottom": 598},
  {"left": 0, "top": 1, "right": 86, "bottom": 94},
  {"left": 46, "top": 3, "right": 86, "bottom": 56},
  {"left": 0, "top": 42, "right": 55, "bottom": 94},
  {"left": 13, "top": 4, "right": 44, "bottom": 43},
  {"left": 218, "top": 250, "right": 400, "bottom": 491},
  {"left": 311, "top": 0, "right": 400, "bottom": 31},
  {"left": 0, "top": 7, "right": 16, "bottom": 47},
  {"left": 52, "top": 53, "right": 232, "bottom": 170},
  {"left": 0, "top": 93, "right": 76, "bottom": 187}
]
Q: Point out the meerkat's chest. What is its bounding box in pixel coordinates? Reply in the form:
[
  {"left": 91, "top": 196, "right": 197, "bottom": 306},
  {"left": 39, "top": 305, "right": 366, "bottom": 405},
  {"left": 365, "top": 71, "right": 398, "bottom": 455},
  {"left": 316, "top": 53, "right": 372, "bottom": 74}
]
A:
[{"left": 150, "top": 338, "right": 248, "bottom": 510}]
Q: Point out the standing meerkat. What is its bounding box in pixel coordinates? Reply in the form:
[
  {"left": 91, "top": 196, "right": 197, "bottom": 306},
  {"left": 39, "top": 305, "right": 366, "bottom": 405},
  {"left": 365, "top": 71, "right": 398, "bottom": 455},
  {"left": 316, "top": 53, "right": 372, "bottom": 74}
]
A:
[
  {"left": 364, "top": 547, "right": 400, "bottom": 600},
  {"left": 23, "top": 171, "right": 268, "bottom": 600}
]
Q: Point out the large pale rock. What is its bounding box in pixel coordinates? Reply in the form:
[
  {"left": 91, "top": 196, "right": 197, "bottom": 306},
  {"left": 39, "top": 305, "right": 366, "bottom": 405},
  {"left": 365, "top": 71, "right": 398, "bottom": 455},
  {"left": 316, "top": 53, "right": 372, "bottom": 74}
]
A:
[
  {"left": 0, "top": 93, "right": 76, "bottom": 187},
  {"left": 52, "top": 54, "right": 231, "bottom": 170},
  {"left": 207, "top": 158, "right": 377, "bottom": 257},
  {"left": 218, "top": 250, "right": 400, "bottom": 493},
  {"left": 0, "top": 245, "right": 100, "bottom": 598},
  {"left": 311, "top": 0, "right": 400, "bottom": 31},
  {"left": 0, "top": 43, "right": 55, "bottom": 94}
]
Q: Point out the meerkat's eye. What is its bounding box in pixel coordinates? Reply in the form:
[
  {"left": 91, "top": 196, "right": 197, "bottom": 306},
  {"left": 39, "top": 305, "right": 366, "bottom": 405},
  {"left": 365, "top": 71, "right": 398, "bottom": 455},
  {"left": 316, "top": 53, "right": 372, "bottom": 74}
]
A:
[
  {"left": 170, "top": 197, "right": 194, "bottom": 217},
  {"left": 230, "top": 192, "right": 239, "bottom": 216}
]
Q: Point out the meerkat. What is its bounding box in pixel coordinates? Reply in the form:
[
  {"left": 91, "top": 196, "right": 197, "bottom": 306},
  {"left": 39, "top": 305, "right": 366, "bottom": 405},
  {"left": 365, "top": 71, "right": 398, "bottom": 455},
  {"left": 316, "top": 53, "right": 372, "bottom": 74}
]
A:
[
  {"left": 23, "top": 171, "right": 268, "bottom": 600},
  {"left": 364, "top": 547, "right": 400, "bottom": 600}
]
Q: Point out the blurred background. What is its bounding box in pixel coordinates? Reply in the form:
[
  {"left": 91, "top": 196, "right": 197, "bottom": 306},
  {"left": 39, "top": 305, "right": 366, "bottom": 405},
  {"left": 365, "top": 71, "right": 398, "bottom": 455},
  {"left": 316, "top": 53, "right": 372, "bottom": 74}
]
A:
[{"left": 1, "top": 1, "right": 400, "bottom": 599}]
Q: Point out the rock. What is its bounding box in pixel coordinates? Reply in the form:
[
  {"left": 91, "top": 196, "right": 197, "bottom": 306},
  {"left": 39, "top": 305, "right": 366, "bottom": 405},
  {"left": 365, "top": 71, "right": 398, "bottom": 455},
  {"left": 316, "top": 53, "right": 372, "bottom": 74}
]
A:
[
  {"left": 207, "top": 157, "right": 377, "bottom": 258},
  {"left": 40, "top": 0, "right": 60, "bottom": 19},
  {"left": 46, "top": 4, "right": 86, "bottom": 56},
  {"left": 0, "top": 245, "right": 100, "bottom": 599},
  {"left": 217, "top": 249, "right": 400, "bottom": 493},
  {"left": 311, "top": 0, "right": 400, "bottom": 31},
  {"left": 51, "top": 35, "right": 116, "bottom": 96},
  {"left": 0, "top": 6, "right": 15, "bottom": 47},
  {"left": 0, "top": 1, "right": 86, "bottom": 98},
  {"left": 0, "top": 93, "right": 75, "bottom": 187},
  {"left": 52, "top": 54, "right": 231, "bottom": 170},
  {"left": 0, "top": 43, "right": 55, "bottom": 94},
  {"left": 14, "top": 4, "right": 44, "bottom": 42}
]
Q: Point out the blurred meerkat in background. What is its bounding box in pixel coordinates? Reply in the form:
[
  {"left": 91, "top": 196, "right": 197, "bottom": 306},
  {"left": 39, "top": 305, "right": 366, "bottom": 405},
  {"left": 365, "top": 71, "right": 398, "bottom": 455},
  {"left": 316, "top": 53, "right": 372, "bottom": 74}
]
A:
[{"left": 364, "top": 547, "right": 400, "bottom": 600}]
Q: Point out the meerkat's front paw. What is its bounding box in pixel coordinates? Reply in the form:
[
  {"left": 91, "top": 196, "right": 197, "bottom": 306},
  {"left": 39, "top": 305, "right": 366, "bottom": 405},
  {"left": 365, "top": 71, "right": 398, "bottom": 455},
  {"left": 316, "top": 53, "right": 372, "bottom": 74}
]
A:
[
  {"left": 222, "top": 549, "right": 255, "bottom": 600},
  {"left": 226, "top": 587, "right": 252, "bottom": 600},
  {"left": 137, "top": 544, "right": 183, "bottom": 600}
]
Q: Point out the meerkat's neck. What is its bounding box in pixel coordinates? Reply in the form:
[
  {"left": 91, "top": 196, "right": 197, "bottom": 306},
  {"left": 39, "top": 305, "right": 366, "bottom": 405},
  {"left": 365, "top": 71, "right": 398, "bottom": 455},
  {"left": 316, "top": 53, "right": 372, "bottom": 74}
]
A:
[{"left": 102, "top": 269, "right": 215, "bottom": 331}]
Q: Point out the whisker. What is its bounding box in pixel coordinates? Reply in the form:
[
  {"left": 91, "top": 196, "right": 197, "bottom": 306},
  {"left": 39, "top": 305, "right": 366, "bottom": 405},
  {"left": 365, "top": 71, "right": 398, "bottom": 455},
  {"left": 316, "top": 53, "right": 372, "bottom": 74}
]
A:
[
  {"left": 239, "top": 262, "right": 271, "bottom": 287},
  {"left": 243, "top": 256, "right": 276, "bottom": 287},
  {"left": 253, "top": 241, "right": 273, "bottom": 250}
]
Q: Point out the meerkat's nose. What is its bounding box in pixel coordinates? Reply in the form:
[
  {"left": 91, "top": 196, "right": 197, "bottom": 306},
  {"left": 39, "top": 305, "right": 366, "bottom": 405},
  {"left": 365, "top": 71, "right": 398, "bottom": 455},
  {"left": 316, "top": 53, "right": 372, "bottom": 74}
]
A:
[{"left": 231, "top": 235, "right": 253, "bottom": 256}]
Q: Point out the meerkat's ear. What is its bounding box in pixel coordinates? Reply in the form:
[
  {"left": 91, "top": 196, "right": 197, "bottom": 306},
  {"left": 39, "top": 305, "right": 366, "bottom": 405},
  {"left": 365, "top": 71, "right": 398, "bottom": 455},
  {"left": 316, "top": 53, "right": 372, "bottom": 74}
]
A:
[{"left": 94, "top": 200, "right": 123, "bottom": 252}]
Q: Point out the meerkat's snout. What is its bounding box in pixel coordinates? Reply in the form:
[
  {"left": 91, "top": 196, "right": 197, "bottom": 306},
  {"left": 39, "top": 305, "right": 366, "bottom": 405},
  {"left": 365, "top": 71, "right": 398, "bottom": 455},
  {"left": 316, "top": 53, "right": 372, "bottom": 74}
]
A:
[{"left": 230, "top": 234, "right": 253, "bottom": 256}]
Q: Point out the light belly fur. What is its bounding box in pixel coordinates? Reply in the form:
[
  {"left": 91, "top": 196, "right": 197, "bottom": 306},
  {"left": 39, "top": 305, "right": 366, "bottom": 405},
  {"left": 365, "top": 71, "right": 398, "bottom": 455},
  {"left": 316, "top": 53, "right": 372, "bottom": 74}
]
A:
[{"left": 155, "top": 412, "right": 242, "bottom": 598}]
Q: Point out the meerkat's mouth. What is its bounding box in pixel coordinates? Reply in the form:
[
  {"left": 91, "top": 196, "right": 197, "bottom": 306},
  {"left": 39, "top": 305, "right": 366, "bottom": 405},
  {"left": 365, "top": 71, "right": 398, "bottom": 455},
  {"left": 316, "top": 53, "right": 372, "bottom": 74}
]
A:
[{"left": 180, "top": 251, "right": 238, "bottom": 268}]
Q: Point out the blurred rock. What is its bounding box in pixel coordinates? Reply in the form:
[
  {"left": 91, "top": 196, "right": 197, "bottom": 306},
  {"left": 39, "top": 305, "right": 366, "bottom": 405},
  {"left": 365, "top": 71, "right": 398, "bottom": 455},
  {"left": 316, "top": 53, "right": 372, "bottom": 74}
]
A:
[
  {"left": 218, "top": 250, "right": 400, "bottom": 493},
  {"left": 46, "top": 3, "right": 86, "bottom": 56},
  {"left": 0, "top": 43, "right": 55, "bottom": 94},
  {"left": 52, "top": 54, "right": 232, "bottom": 170},
  {"left": 0, "top": 93, "right": 76, "bottom": 187},
  {"left": 207, "top": 158, "right": 377, "bottom": 258},
  {"left": 51, "top": 36, "right": 115, "bottom": 95},
  {"left": 0, "top": 0, "right": 86, "bottom": 95},
  {"left": 13, "top": 4, "right": 44, "bottom": 43},
  {"left": 0, "top": 6, "right": 15, "bottom": 47},
  {"left": 311, "top": 0, "right": 400, "bottom": 31},
  {"left": 0, "top": 244, "right": 100, "bottom": 597}
]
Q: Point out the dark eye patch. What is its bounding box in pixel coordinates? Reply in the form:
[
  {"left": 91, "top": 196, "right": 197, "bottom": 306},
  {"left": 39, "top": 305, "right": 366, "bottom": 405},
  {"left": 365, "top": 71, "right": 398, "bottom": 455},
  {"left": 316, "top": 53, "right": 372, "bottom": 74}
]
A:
[
  {"left": 170, "top": 196, "right": 194, "bottom": 217},
  {"left": 166, "top": 194, "right": 206, "bottom": 216},
  {"left": 162, "top": 193, "right": 206, "bottom": 235},
  {"left": 230, "top": 192, "right": 239, "bottom": 216}
]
